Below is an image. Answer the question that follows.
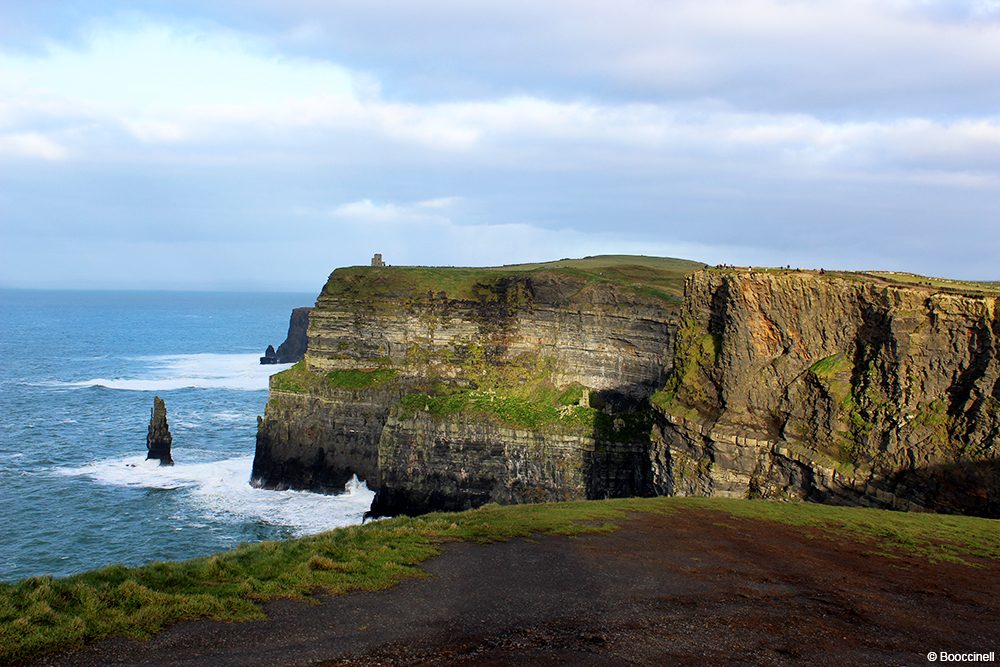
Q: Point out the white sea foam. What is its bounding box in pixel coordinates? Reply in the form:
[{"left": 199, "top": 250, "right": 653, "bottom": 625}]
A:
[
  {"left": 55, "top": 354, "right": 291, "bottom": 392},
  {"left": 56, "top": 455, "right": 374, "bottom": 535},
  {"left": 211, "top": 411, "right": 250, "bottom": 423}
]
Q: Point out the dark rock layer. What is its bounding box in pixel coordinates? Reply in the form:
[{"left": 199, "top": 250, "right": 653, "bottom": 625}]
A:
[{"left": 261, "top": 307, "right": 312, "bottom": 365}]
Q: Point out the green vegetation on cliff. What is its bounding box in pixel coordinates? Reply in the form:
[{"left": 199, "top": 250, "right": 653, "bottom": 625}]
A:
[
  {"left": 4, "top": 497, "right": 998, "bottom": 664},
  {"left": 397, "top": 387, "right": 651, "bottom": 443},
  {"left": 321, "top": 255, "right": 705, "bottom": 305},
  {"left": 271, "top": 361, "right": 398, "bottom": 394},
  {"left": 808, "top": 353, "right": 852, "bottom": 378},
  {"left": 394, "top": 345, "right": 651, "bottom": 442},
  {"left": 651, "top": 318, "right": 719, "bottom": 418}
]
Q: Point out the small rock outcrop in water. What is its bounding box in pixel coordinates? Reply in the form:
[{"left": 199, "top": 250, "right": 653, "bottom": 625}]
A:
[
  {"left": 146, "top": 396, "right": 174, "bottom": 466},
  {"left": 261, "top": 307, "right": 312, "bottom": 364}
]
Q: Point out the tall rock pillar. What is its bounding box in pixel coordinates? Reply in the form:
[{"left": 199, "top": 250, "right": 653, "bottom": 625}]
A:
[{"left": 146, "top": 396, "right": 174, "bottom": 466}]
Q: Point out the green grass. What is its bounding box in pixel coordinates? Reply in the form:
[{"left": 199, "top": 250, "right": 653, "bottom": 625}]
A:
[
  {"left": 397, "top": 385, "right": 651, "bottom": 443},
  {"left": 705, "top": 265, "right": 1000, "bottom": 298},
  {"left": 808, "top": 353, "right": 852, "bottom": 378},
  {"left": 398, "top": 389, "right": 596, "bottom": 434},
  {"left": 2, "top": 497, "right": 998, "bottom": 664},
  {"left": 326, "top": 368, "right": 397, "bottom": 390},
  {"left": 681, "top": 496, "right": 1000, "bottom": 565},
  {"left": 861, "top": 271, "right": 1000, "bottom": 296},
  {"left": 650, "top": 320, "right": 719, "bottom": 415},
  {"left": 320, "top": 255, "right": 705, "bottom": 305},
  {"left": 270, "top": 362, "right": 397, "bottom": 394},
  {"left": 3, "top": 497, "right": 998, "bottom": 663}
]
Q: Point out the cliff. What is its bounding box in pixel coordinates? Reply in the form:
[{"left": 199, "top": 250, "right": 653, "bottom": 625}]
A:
[
  {"left": 252, "top": 258, "right": 1000, "bottom": 518},
  {"left": 251, "top": 256, "right": 700, "bottom": 512},
  {"left": 651, "top": 269, "right": 1000, "bottom": 516},
  {"left": 261, "top": 307, "right": 312, "bottom": 364}
]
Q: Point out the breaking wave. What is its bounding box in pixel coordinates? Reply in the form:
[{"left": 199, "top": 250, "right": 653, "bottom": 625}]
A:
[
  {"left": 52, "top": 354, "right": 291, "bottom": 392},
  {"left": 56, "top": 455, "right": 373, "bottom": 536}
]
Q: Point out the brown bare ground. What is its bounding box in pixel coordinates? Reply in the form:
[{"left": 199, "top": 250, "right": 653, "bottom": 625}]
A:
[{"left": 39, "top": 509, "right": 1000, "bottom": 666}]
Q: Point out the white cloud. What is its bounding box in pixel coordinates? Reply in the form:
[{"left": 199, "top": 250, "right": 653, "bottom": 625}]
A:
[
  {"left": 0, "top": 6, "right": 999, "bottom": 288},
  {"left": 120, "top": 118, "right": 189, "bottom": 143},
  {"left": 240, "top": 0, "right": 1000, "bottom": 113},
  {"left": 0, "top": 18, "right": 997, "bottom": 186},
  {"left": 0, "top": 132, "right": 69, "bottom": 160}
]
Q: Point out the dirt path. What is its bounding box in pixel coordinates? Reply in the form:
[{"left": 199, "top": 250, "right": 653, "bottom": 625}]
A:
[{"left": 40, "top": 510, "right": 999, "bottom": 666}]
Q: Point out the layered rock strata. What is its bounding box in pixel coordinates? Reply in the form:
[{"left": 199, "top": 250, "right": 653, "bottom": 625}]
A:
[
  {"left": 252, "top": 264, "right": 684, "bottom": 511},
  {"left": 252, "top": 260, "right": 1000, "bottom": 518},
  {"left": 651, "top": 269, "right": 1000, "bottom": 516}
]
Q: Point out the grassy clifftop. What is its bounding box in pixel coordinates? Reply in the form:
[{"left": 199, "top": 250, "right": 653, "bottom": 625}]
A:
[
  {"left": 320, "top": 255, "right": 706, "bottom": 304},
  {"left": 4, "top": 497, "right": 999, "bottom": 664},
  {"left": 705, "top": 265, "right": 1000, "bottom": 298},
  {"left": 321, "top": 256, "right": 1000, "bottom": 306}
]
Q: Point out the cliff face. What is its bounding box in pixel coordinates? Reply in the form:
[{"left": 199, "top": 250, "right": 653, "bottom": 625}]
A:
[
  {"left": 252, "top": 259, "right": 1000, "bottom": 518},
  {"left": 275, "top": 307, "right": 311, "bottom": 363},
  {"left": 651, "top": 269, "right": 1000, "bottom": 516},
  {"left": 261, "top": 307, "right": 312, "bottom": 364},
  {"left": 372, "top": 413, "right": 651, "bottom": 515},
  {"left": 305, "top": 272, "right": 674, "bottom": 394},
  {"left": 251, "top": 258, "right": 695, "bottom": 510}
]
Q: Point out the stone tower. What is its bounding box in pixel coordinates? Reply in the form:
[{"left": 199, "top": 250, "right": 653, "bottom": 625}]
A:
[{"left": 371, "top": 253, "right": 384, "bottom": 267}]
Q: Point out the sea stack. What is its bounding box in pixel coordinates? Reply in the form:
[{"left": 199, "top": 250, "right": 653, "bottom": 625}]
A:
[
  {"left": 260, "top": 344, "right": 278, "bottom": 364},
  {"left": 146, "top": 396, "right": 174, "bottom": 466},
  {"left": 260, "top": 307, "right": 312, "bottom": 364}
]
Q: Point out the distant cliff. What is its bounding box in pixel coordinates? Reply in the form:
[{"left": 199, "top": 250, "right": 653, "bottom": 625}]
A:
[
  {"left": 252, "top": 259, "right": 999, "bottom": 517},
  {"left": 261, "top": 307, "right": 311, "bottom": 364}
]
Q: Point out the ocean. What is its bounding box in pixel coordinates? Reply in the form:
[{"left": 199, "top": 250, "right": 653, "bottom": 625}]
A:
[{"left": 0, "top": 289, "right": 374, "bottom": 583}]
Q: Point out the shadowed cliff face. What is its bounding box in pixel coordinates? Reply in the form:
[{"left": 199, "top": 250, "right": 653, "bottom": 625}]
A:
[
  {"left": 275, "top": 307, "right": 311, "bottom": 363},
  {"left": 651, "top": 269, "right": 1000, "bottom": 516},
  {"left": 252, "top": 263, "right": 685, "bottom": 509}
]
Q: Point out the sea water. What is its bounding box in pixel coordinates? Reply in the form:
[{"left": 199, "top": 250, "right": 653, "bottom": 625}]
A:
[{"left": 0, "top": 289, "right": 374, "bottom": 583}]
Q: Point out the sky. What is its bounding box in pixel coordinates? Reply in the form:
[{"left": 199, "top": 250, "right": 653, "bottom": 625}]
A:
[{"left": 1, "top": 1, "right": 999, "bottom": 291}]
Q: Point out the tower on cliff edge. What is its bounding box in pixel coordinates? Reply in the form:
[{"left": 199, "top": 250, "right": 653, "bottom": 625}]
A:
[{"left": 371, "top": 253, "right": 384, "bottom": 267}]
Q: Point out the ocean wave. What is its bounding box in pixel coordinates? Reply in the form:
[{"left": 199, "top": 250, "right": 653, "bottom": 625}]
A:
[
  {"left": 211, "top": 411, "right": 252, "bottom": 423},
  {"left": 55, "top": 455, "right": 373, "bottom": 535},
  {"left": 49, "top": 354, "right": 291, "bottom": 392}
]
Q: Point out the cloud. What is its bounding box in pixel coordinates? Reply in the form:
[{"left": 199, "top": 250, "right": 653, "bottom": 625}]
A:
[
  {"left": 0, "top": 5, "right": 998, "bottom": 289},
  {"left": 0, "top": 132, "right": 69, "bottom": 160},
  {"left": 329, "top": 198, "right": 455, "bottom": 224},
  {"left": 166, "top": 0, "right": 1000, "bottom": 115},
  {"left": 1, "top": 18, "right": 998, "bottom": 187}
]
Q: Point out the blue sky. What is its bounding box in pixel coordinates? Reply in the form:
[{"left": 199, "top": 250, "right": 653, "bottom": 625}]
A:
[{"left": 1, "top": 1, "right": 999, "bottom": 290}]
